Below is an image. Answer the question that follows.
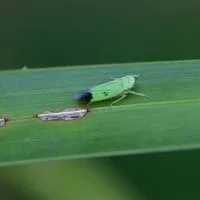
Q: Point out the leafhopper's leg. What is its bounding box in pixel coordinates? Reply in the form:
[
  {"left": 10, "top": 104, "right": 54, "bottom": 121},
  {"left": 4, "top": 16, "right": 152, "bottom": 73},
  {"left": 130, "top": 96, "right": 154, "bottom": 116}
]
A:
[
  {"left": 132, "top": 74, "right": 140, "bottom": 78},
  {"left": 127, "top": 90, "right": 151, "bottom": 98},
  {"left": 86, "top": 101, "right": 92, "bottom": 106},
  {"left": 110, "top": 93, "right": 127, "bottom": 106},
  {"left": 106, "top": 74, "right": 116, "bottom": 80}
]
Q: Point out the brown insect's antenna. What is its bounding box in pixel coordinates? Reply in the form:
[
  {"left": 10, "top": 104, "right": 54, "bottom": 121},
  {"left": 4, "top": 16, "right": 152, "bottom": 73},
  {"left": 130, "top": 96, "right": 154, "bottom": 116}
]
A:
[{"left": 9, "top": 115, "right": 35, "bottom": 121}]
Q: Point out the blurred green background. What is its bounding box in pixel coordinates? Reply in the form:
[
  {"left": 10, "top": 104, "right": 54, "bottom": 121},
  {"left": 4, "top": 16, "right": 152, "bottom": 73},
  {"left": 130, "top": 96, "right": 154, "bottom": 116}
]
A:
[
  {"left": 1, "top": 0, "right": 200, "bottom": 199},
  {"left": 1, "top": 0, "right": 200, "bottom": 69}
]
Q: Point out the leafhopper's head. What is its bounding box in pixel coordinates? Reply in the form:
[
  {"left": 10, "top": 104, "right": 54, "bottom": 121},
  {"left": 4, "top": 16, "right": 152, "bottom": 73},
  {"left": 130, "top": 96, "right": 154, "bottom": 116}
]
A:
[
  {"left": 74, "top": 89, "right": 93, "bottom": 103},
  {"left": 131, "top": 74, "right": 140, "bottom": 85}
]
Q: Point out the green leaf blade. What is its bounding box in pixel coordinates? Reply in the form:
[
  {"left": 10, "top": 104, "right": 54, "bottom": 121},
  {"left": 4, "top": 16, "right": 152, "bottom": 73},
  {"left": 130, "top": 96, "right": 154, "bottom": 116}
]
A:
[{"left": 0, "top": 59, "right": 200, "bottom": 165}]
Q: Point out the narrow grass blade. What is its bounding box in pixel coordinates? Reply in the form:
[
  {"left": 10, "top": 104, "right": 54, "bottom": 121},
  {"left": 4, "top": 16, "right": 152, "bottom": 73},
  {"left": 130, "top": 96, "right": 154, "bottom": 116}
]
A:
[{"left": 0, "top": 59, "right": 200, "bottom": 165}]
